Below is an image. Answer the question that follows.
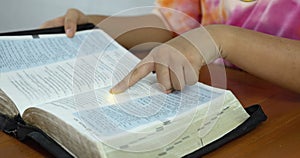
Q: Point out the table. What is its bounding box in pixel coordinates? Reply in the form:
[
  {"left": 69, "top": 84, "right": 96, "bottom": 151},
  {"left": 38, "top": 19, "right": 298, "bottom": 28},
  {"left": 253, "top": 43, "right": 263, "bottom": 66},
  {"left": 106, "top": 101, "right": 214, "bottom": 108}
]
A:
[
  {"left": 0, "top": 64, "right": 299, "bottom": 158},
  {"left": 200, "top": 65, "right": 300, "bottom": 158}
]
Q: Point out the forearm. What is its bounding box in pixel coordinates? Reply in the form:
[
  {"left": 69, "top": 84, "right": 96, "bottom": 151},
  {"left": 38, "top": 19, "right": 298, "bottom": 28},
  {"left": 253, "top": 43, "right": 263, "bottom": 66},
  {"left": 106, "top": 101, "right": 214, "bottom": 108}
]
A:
[
  {"left": 206, "top": 25, "right": 300, "bottom": 93},
  {"left": 86, "top": 15, "right": 107, "bottom": 25},
  {"left": 42, "top": 9, "right": 172, "bottom": 50},
  {"left": 88, "top": 14, "right": 173, "bottom": 50}
]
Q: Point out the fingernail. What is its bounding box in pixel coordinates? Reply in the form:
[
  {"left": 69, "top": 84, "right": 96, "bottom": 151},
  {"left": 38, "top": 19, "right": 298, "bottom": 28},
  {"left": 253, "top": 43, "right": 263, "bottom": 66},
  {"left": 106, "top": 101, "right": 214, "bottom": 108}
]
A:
[
  {"left": 66, "top": 28, "right": 73, "bottom": 37},
  {"left": 109, "top": 87, "right": 119, "bottom": 94},
  {"left": 109, "top": 88, "right": 115, "bottom": 94},
  {"left": 164, "top": 89, "right": 173, "bottom": 94}
]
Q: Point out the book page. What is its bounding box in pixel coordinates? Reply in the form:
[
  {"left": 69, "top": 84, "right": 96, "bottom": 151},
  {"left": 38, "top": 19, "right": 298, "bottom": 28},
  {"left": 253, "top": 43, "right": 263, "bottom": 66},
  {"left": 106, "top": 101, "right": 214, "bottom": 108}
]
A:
[
  {"left": 0, "top": 31, "right": 84, "bottom": 72},
  {"left": 30, "top": 82, "right": 227, "bottom": 151},
  {"left": 23, "top": 82, "right": 250, "bottom": 158},
  {"left": 0, "top": 29, "right": 140, "bottom": 114},
  {"left": 0, "top": 35, "right": 33, "bottom": 40}
]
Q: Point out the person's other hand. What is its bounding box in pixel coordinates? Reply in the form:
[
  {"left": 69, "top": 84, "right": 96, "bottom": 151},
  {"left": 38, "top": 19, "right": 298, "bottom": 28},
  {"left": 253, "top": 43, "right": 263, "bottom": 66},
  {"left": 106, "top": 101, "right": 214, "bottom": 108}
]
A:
[{"left": 40, "top": 9, "right": 88, "bottom": 37}]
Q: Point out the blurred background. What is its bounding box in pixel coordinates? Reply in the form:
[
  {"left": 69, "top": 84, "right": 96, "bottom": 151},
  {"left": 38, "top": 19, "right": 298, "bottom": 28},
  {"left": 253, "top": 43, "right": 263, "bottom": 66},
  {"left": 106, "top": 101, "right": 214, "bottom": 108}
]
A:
[{"left": 0, "top": 0, "right": 155, "bottom": 33}]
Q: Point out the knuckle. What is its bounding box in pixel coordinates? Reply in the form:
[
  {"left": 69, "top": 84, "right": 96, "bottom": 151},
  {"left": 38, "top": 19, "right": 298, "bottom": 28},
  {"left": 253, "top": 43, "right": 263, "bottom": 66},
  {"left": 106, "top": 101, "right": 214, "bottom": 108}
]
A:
[
  {"left": 65, "top": 18, "right": 76, "bottom": 26},
  {"left": 65, "top": 18, "right": 73, "bottom": 23},
  {"left": 131, "top": 67, "right": 143, "bottom": 81},
  {"left": 131, "top": 68, "right": 139, "bottom": 78},
  {"left": 67, "top": 8, "right": 78, "bottom": 13}
]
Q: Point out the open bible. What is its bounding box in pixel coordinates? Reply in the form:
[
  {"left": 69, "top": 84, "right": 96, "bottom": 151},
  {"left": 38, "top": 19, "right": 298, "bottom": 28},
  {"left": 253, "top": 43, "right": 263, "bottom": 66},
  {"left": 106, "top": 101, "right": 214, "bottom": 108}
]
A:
[{"left": 0, "top": 27, "right": 265, "bottom": 158}]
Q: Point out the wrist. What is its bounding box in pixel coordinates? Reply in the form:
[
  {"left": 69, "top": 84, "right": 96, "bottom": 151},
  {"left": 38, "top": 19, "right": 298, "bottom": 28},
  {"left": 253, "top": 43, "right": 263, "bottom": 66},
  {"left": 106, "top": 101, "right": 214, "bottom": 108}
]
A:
[
  {"left": 203, "top": 24, "right": 232, "bottom": 60},
  {"left": 87, "top": 15, "right": 107, "bottom": 25},
  {"left": 180, "top": 26, "right": 221, "bottom": 65}
]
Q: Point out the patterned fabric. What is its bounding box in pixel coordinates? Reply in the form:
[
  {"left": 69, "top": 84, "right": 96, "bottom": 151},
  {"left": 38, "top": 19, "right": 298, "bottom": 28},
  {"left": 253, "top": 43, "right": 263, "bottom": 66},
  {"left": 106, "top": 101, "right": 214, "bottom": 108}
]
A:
[
  {"left": 155, "top": 0, "right": 300, "bottom": 40},
  {"left": 155, "top": 0, "right": 202, "bottom": 34},
  {"left": 155, "top": 0, "right": 300, "bottom": 67}
]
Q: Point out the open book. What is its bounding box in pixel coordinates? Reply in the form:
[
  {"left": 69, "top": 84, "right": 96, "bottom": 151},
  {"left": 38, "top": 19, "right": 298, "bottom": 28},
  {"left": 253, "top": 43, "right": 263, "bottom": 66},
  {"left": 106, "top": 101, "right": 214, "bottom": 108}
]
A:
[{"left": 0, "top": 29, "right": 251, "bottom": 158}]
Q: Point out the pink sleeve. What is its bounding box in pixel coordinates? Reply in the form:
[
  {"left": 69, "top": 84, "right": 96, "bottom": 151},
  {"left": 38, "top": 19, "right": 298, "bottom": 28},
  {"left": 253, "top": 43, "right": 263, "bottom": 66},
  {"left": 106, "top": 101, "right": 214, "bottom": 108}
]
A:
[{"left": 154, "top": 0, "right": 202, "bottom": 34}]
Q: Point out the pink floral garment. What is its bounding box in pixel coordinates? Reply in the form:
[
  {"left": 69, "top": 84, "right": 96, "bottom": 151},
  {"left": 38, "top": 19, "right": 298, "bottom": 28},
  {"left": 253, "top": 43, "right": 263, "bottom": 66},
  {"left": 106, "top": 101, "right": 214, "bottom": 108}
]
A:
[
  {"left": 156, "top": 0, "right": 300, "bottom": 39},
  {"left": 155, "top": 0, "right": 300, "bottom": 66}
]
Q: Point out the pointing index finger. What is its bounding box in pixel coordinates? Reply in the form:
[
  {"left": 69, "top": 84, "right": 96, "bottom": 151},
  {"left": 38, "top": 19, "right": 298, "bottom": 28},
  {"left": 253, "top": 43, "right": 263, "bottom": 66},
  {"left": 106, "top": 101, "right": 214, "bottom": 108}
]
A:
[{"left": 110, "top": 55, "right": 155, "bottom": 94}]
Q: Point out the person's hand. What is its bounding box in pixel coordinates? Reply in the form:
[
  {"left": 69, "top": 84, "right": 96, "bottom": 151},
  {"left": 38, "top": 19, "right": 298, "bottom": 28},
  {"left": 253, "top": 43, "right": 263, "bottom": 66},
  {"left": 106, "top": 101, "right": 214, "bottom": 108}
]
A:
[
  {"left": 40, "top": 9, "right": 89, "bottom": 37},
  {"left": 110, "top": 27, "right": 220, "bottom": 94},
  {"left": 110, "top": 37, "right": 202, "bottom": 94}
]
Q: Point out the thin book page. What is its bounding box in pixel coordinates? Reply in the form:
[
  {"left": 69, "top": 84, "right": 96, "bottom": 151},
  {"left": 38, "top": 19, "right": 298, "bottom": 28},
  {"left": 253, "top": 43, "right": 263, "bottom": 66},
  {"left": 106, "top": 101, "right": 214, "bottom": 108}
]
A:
[
  {"left": 26, "top": 82, "right": 249, "bottom": 157},
  {"left": 0, "top": 29, "right": 140, "bottom": 114},
  {"left": 30, "top": 82, "right": 226, "bottom": 144},
  {"left": 0, "top": 35, "right": 33, "bottom": 40},
  {"left": 1, "top": 30, "right": 87, "bottom": 73}
]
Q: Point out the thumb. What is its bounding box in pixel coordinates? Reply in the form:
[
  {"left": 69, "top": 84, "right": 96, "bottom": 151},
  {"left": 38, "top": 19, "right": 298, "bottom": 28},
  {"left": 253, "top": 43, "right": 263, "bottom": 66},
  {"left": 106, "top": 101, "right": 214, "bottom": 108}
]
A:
[
  {"left": 64, "top": 17, "right": 77, "bottom": 38},
  {"left": 64, "top": 9, "right": 84, "bottom": 38}
]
